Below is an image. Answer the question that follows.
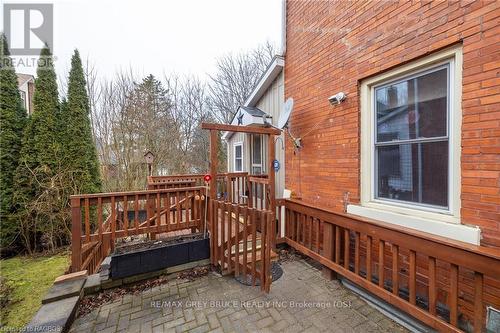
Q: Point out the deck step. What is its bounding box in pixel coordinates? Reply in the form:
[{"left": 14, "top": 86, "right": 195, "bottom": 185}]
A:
[
  {"left": 236, "top": 250, "right": 278, "bottom": 264},
  {"left": 229, "top": 239, "right": 262, "bottom": 255}
]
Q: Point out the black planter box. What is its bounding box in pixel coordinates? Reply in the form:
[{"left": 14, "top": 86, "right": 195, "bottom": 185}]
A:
[{"left": 110, "top": 236, "right": 210, "bottom": 279}]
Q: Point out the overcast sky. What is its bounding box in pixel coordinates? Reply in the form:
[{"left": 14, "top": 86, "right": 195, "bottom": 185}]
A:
[{"left": 3, "top": 0, "right": 283, "bottom": 81}]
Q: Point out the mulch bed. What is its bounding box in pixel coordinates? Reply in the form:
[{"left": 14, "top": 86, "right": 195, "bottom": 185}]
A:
[{"left": 77, "top": 266, "right": 210, "bottom": 317}]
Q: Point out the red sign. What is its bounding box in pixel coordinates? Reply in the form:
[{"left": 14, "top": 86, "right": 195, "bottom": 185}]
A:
[{"left": 203, "top": 174, "right": 212, "bottom": 182}]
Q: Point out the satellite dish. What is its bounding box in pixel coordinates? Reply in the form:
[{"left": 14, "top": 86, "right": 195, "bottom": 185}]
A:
[{"left": 278, "top": 98, "right": 294, "bottom": 129}]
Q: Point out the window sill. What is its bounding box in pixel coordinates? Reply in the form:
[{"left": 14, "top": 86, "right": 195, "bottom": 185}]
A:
[{"left": 346, "top": 204, "right": 481, "bottom": 245}]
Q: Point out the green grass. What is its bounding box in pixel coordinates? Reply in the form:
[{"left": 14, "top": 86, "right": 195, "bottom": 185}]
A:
[{"left": 0, "top": 252, "right": 69, "bottom": 328}]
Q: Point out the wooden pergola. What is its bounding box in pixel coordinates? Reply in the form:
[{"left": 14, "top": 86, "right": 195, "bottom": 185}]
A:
[{"left": 201, "top": 122, "right": 281, "bottom": 213}]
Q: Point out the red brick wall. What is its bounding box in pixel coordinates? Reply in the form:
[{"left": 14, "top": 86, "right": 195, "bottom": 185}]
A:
[{"left": 284, "top": 0, "right": 500, "bottom": 248}]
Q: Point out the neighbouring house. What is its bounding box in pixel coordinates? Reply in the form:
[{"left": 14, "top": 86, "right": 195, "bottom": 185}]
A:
[
  {"left": 16, "top": 73, "right": 35, "bottom": 115},
  {"left": 223, "top": 55, "right": 286, "bottom": 197},
  {"left": 283, "top": 0, "right": 499, "bottom": 330}
]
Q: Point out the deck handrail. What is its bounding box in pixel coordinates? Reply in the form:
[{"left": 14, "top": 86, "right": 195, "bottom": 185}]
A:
[
  {"left": 278, "top": 198, "right": 500, "bottom": 332},
  {"left": 71, "top": 186, "right": 206, "bottom": 200},
  {"left": 285, "top": 199, "right": 500, "bottom": 266},
  {"left": 71, "top": 186, "right": 207, "bottom": 274}
]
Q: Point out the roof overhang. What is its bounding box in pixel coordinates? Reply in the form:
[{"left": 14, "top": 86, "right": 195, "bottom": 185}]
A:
[
  {"left": 223, "top": 55, "right": 284, "bottom": 140},
  {"left": 244, "top": 55, "right": 284, "bottom": 107}
]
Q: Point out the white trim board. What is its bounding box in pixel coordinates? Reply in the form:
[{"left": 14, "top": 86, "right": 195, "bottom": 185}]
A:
[
  {"left": 358, "top": 45, "right": 467, "bottom": 240},
  {"left": 347, "top": 204, "right": 480, "bottom": 245},
  {"left": 222, "top": 56, "right": 284, "bottom": 141}
]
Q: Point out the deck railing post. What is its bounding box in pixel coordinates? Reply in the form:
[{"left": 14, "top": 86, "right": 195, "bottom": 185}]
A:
[
  {"left": 71, "top": 197, "right": 82, "bottom": 272},
  {"left": 209, "top": 130, "right": 218, "bottom": 265},
  {"left": 322, "top": 222, "right": 337, "bottom": 280}
]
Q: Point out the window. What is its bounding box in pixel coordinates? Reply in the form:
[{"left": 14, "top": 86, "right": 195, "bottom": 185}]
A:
[
  {"left": 20, "top": 91, "right": 26, "bottom": 109},
  {"left": 234, "top": 143, "right": 243, "bottom": 172},
  {"left": 375, "top": 65, "right": 449, "bottom": 209},
  {"left": 355, "top": 46, "right": 465, "bottom": 228},
  {"left": 251, "top": 134, "right": 263, "bottom": 174}
]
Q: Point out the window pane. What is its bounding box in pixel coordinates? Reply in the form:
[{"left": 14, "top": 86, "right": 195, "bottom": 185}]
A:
[
  {"left": 235, "top": 158, "right": 242, "bottom": 171},
  {"left": 376, "top": 141, "right": 448, "bottom": 207},
  {"left": 252, "top": 166, "right": 262, "bottom": 174},
  {"left": 252, "top": 135, "right": 261, "bottom": 165},
  {"left": 235, "top": 145, "right": 242, "bottom": 158},
  {"left": 376, "top": 67, "right": 448, "bottom": 142}
]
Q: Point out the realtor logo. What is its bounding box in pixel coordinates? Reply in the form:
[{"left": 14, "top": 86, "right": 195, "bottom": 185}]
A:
[{"left": 3, "top": 3, "right": 53, "bottom": 55}]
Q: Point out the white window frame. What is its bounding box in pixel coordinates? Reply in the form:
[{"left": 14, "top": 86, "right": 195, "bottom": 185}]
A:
[
  {"left": 233, "top": 142, "right": 243, "bottom": 172},
  {"left": 20, "top": 90, "right": 26, "bottom": 109},
  {"left": 372, "top": 63, "right": 451, "bottom": 213},
  {"left": 251, "top": 134, "right": 264, "bottom": 174},
  {"left": 348, "top": 45, "right": 481, "bottom": 245}
]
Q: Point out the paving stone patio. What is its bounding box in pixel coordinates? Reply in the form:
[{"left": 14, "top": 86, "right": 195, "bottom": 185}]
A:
[{"left": 70, "top": 258, "right": 410, "bottom": 333}]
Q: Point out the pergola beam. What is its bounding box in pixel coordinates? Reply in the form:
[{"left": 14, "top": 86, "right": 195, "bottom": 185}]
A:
[{"left": 201, "top": 122, "right": 281, "bottom": 135}]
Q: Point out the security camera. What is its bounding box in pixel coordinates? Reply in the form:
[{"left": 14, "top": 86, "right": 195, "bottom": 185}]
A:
[{"left": 328, "top": 92, "right": 346, "bottom": 105}]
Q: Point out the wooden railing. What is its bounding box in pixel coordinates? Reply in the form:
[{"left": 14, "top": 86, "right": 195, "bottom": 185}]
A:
[
  {"left": 210, "top": 200, "right": 274, "bottom": 292},
  {"left": 149, "top": 172, "right": 270, "bottom": 208},
  {"left": 148, "top": 173, "right": 249, "bottom": 204},
  {"left": 280, "top": 199, "right": 500, "bottom": 332},
  {"left": 248, "top": 175, "right": 270, "bottom": 210},
  {"left": 71, "top": 186, "right": 207, "bottom": 274}
]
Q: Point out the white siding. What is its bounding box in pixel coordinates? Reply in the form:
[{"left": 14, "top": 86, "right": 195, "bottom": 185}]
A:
[
  {"left": 226, "top": 70, "right": 286, "bottom": 197},
  {"left": 256, "top": 71, "right": 285, "bottom": 198}
]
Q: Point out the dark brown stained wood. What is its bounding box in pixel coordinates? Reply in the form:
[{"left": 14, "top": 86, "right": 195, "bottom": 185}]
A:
[
  {"left": 295, "top": 214, "right": 302, "bottom": 243},
  {"left": 428, "top": 257, "right": 437, "bottom": 315},
  {"left": 97, "top": 197, "right": 103, "bottom": 241},
  {"left": 392, "top": 245, "right": 399, "bottom": 296},
  {"left": 284, "top": 199, "right": 500, "bottom": 277},
  {"left": 242, "top": 206, "right": 248, "bottom": 277},
  {"left": 111, "top": 196, "right": 116, "bottom": 250},
  {"left": 335, "top": 226, "right": 341, "bottom": 264},
  {"left": 221, "top": 201, "right": 226, "bottom": 271},
  {"left": 322, "top": 222, "right": 336, "bottom": 280},
  {"left": 201, "top": 122, "right": 281, "bottom": 135},
  {"left": 234, "top": 204, "right": 240, "bottom": 277},
  {"left": 450, "top": 264, "right": 458, "bottom": 326},
  {"left": 213, "top": 200, "right": 218, "bottom": 265},
  {"left": 409, "top": 250, "right": 416, "bottom": 305},
  {"left": 227, "top": 202, "right": 232, "bottom": 273},
  {"left": 123, "top": 196, "right": 129, "bottom": 235},
  {"left": 366, "top": 235, "right": 372, "bottom": 283},
  {"left": 378, "top": 240, "right": 384, "bottom": 288},
  {"left": 156, "top": 193, "right": 161, "bottom": 233},
  {"left": 134, "top": 194, "right": 139, "bottom": 233},
  {"left": 226, "top": 176, "right": 233, "bottom": 203},
  {"left": 192, "top": 192, "right": 197, "bottom": 229},
  {"left": 344, "top": 229, "right": 350, "bottom": 270},
  {"left": 71, "top": 198, "right": 82, "bottom": 272},
  {"left": 248, "top": 181, "right": 253, "bottom": 208},
  {"left": 266, "top": 212, "right": 273, "bottom": 292},
  {"left": 316, "top": 218, "right": 321, "bottom": 253},
  {"left": 306, "top": 215, "right": 311, "bottom": 248},
  {"left": 176, "top": 191, "right": 181, "bottom": 226},
  {"left": 355, "top": 232, "right": 360, "bottom": 275},
  {"left": 473, "top": 272, "right": 483, "bottom": 333},
  {"left": 84, "top": 198, "right": 90, "bottom": 242},
  {"left": 284, "top": 237, "right": 461, "bottom": 332},
  {"left": 185, "top": 191, "right": 190, "bottom": 227},
  {"left": 260, "top": 210, "right": 266, "bottom": 291},
  {"left": 251, "top": 208, "right": 257, "bottom": 286},
  {"left": 209, "top": 130, "right": 218, "bottom": 200}
]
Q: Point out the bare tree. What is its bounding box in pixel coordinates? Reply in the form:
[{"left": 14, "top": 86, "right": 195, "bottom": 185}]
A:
[
  {"left": 207, "top": 41, "right": 276, "bottom": 124},
  {"left": 89, "top": 42, "right": 276, "bottom": 191},
  {"left": 84, "top": 58, "right": 101, "bottom": 139},
  {"left": 165, "top": 74, "right": 210, "bottom": 172}
]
